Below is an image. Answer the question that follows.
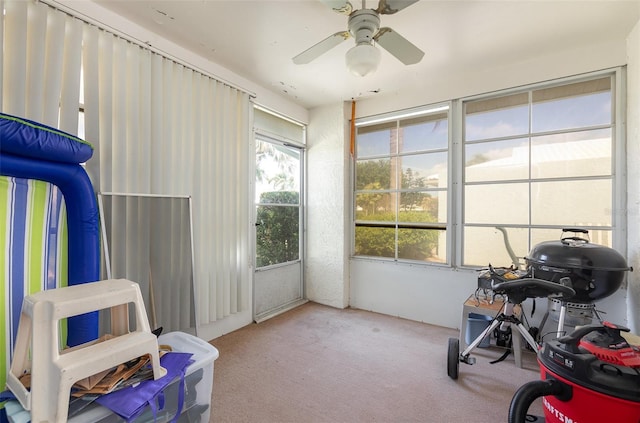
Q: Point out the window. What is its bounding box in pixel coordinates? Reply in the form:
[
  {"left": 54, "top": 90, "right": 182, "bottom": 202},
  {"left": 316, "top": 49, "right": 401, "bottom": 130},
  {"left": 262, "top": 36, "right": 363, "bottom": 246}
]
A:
[
  {"left": 354, "top": 106, "right": 450, "bottom": 263},
  {"left": 255, "top": 138, "right": 301, "bottom": 268},
  {"left": 462, "top": 74, "right": 620, "bottom": 267},
  {"left": 352, "top": 70, "right": 624, "bottom": 269}
]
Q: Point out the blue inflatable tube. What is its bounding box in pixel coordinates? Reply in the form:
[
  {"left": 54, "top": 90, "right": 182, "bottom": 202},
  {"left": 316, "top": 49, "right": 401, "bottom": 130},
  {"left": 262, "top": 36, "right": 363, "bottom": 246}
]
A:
[
  {"left": 0, "top": 153, "right": 100, "bottom": 346},
  {"left": 0, "top": 113, "right": 93, "bottom": 163}
]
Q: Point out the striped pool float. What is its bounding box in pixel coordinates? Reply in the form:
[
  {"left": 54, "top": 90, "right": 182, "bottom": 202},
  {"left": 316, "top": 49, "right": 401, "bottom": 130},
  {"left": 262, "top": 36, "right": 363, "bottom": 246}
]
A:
[
  {"left": 0, "top": 113, "right": 100, "bottom": 408},
  {"left": 0, "top": 175, "right": 68, "bottom": 391}
]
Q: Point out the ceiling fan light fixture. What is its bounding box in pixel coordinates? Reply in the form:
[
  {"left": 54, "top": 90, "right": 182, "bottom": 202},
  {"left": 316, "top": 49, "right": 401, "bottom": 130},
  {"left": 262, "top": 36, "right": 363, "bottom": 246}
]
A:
[{"left": 345, "top": 43, "right": 381, "bottom": 77}]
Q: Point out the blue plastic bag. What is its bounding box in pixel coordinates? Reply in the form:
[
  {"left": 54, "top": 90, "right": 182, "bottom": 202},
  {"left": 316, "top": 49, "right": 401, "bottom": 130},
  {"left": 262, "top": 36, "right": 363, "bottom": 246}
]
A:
[{"left": 96, "top": 352, "right": 193, "bottom": 422}]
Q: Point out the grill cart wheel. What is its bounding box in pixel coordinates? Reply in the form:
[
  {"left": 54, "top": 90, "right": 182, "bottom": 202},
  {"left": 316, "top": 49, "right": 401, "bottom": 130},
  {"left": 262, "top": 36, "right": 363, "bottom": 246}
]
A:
[{"left": 447, "top": 337, "right": 460, "bottom": 379}]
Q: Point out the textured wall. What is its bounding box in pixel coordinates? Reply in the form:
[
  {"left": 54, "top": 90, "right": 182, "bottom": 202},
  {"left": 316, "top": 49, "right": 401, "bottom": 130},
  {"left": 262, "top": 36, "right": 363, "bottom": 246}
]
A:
[
  {"left": 626, "top": 20, "right": 640, "bottom": 334},
  {"left": 306, "top": 103, "right": 350, "bottom": 308}
]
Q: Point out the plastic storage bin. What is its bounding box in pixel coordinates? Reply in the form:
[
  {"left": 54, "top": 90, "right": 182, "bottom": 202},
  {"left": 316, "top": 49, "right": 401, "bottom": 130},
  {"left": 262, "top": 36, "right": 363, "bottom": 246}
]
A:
[
  {"left": 65, "top": 331, "right": 219, "bottom": 423},
  {"left": 465, "top": 313, "right": 492, "bottom": 348}
]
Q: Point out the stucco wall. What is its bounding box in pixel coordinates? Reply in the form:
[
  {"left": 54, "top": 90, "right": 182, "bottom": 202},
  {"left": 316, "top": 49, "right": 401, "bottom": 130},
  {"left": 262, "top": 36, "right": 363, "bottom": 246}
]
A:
[
  {"left": 626, "top": 20, "right": 640, "bottom": 334},
  {"left": 306, "top": 103, "right": 351, "bottom": 308}
]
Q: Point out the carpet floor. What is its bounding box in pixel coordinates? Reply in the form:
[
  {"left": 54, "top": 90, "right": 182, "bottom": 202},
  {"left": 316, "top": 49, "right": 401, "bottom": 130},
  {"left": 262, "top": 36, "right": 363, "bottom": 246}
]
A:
[{"left": 209, "top": 302, "right": 544, "bottom": 422}]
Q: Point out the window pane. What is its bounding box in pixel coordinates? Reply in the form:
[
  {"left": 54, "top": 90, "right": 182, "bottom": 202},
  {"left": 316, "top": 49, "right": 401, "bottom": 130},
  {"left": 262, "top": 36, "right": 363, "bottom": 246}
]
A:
[
  {"left": 356, "top": 158, "right": 393, "bottom": 190},
  {"left": 529, "top": 228, "right": 564, "bottom": 252},
  {"left": 398, "top": 228, "right": 445, "bottom": 262},
  {"left": 465, "top": 93, "right": 529, "bottom": 141},
  {"left": 530, "top": 228, "right": 612, "bottom": 250},
  {"left": 531, "top": 180, "right": 612, "bottom": 226},
  {"left": 355, "top": 227, "right": 395, "bottom": 258},
  {"left": 399, "top": 191, "right": 446, "bottom": 224},
  {"left": 401, "top": 152, "right": 447, "bottom": 188},
  {"left": 355, "top": 193, "right": 395, "bottom": 220},
  {"left": 256, "top": 141, "right": 300, "bottom": 204},
  {"left": 258, "top": 191, "right": 299, "bottom": 205},
  {"left": 78, "top": 111, "right": 85, "bottom": 140},
  {"left": 400, "top": 113, "right": 448, "bottom": 153},
  {"left": 463, "top": 226, "right": 529, "bottom": 268},
  {"left": 465, "top": 138, "right": 529, "bottom": 182},
  {"left": 256, "top": 205, "right": 299, "bottom": 267},
  {"left": 461, "top": 74, "right": 617, "bottom": 269},
  {"left": 465, "top": 183, "right": 529, "bottom": 225},
  {"left": 354, "top": 106, "right": 449, "bottom": 263},
  {"left": 531, "top": 129, "right": 612, "bottom": 179},
  {"left": 357, "top": 121, "right": 396, "bottom": 157},
  {"left": 532, "top": 78, "right": 611, "bottom": 133}
]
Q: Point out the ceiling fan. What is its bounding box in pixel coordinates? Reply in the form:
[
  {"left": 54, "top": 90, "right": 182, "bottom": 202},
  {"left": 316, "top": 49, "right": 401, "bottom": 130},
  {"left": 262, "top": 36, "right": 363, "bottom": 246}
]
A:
[{"left": 292, "top": 0, "right": 424, "bottom": 77}]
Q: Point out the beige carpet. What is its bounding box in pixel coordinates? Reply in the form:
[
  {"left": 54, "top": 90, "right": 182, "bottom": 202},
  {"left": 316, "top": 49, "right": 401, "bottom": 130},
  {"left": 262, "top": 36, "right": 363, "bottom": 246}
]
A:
[{"left": 209, "top": 302, "right": 544, "bottom": 422}]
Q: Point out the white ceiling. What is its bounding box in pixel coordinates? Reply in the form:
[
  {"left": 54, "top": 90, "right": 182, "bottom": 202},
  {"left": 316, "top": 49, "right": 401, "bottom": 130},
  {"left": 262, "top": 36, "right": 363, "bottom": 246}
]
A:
[{"left": 91, "top": 0, "right": 640, "bottom": 110}]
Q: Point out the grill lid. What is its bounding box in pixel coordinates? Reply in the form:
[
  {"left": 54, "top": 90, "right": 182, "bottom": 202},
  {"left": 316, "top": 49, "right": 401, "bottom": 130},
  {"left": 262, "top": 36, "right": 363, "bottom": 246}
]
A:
[
  {"left": 525, "top": 228, "right": 632, "bottom": 302},
  {"left": 525, "top": 228, "right": 630, "bottom": 272}
]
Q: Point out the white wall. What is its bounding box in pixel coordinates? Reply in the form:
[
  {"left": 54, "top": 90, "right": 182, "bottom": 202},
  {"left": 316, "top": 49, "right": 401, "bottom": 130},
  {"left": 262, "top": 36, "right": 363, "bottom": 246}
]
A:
[
  {"left": 626, "top": 20, "right": 640, "bottom": 334},
  {"left": 355, "top": 39, "right": 627, "bottom": 120},
  {"left": 306, "top": 103, "right": 351, "bottom": 308},
  {"left": 350, "top": 260, "right": 478, "bottom": 328}
]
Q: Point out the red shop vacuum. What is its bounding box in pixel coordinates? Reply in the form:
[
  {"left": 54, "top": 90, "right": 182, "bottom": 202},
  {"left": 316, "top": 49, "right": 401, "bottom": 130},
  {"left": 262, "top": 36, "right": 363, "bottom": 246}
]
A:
[{"left": 508, "top": 321, "right": 640, "bottom": 423}]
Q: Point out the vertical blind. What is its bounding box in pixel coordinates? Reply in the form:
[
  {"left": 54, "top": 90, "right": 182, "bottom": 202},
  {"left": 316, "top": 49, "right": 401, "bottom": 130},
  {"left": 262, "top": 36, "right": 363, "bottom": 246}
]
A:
[
  {"left": 1, "top": 0, "right": 251, "bottom": 327},
  {"left": 1, "top": 0, "right": 82, "bottom": 131}
]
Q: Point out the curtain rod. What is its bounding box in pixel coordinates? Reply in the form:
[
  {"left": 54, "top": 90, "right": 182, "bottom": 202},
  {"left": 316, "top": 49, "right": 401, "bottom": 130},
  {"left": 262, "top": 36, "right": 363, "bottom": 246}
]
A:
[{"left": 38, "top": 0, "right": 256, "bottom": 99}]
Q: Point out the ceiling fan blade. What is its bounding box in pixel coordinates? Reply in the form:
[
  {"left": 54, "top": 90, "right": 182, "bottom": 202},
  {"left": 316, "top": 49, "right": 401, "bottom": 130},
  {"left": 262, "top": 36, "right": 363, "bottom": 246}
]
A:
[
  {"left": 374, "top": 27, "right": 424, "bottom": 65},
  {"left": 292, "top": 31, "right": 351, "bottom": 64},
  {"left": 375, "top": 0, "right": 419, "bottom": 15},
  {"left": 319, "top": 0, "right": 354, "bottom": 15}
]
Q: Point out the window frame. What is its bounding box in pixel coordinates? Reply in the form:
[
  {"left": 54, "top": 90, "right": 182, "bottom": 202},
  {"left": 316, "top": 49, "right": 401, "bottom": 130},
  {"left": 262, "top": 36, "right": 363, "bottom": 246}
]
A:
[
  {"left": 352, "top": 103, "right": 453, "bottom": 265},
  {"left": 457, "top": 68, "right": 626, "bottom": 269},
  {"left": 351, "top": 67, "right": 627, "bottom": 269}
]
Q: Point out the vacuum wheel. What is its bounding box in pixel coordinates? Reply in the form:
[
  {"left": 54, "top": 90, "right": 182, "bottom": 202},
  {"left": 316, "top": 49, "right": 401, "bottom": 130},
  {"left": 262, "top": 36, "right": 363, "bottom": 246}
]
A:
[{"left": 447, "top": 337, "right": 460, "bottom": 380}]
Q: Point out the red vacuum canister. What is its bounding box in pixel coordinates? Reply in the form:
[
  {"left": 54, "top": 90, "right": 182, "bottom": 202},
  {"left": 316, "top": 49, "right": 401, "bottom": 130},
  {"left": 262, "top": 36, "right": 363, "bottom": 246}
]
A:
[{"left": 509, "top": 322, "right": 640, "bottom": 423}]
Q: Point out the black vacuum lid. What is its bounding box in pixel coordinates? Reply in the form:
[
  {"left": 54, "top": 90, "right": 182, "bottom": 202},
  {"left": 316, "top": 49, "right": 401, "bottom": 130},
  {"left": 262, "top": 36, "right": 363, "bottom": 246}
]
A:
[{"left": 539, "top": 324, "right": 640, "bottom": 402}]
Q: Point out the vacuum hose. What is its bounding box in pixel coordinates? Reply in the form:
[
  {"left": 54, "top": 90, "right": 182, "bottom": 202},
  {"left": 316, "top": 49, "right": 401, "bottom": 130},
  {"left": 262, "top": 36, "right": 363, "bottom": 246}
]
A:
[{"left": 508, "top": 379, "right": 565, "bottom": 423}]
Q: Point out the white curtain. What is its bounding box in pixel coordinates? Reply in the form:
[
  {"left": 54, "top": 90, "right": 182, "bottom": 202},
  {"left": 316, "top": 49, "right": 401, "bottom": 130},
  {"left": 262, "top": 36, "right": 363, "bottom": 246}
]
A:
[{"left": 1, "top": 0, "right": 251, "bottom": 327}]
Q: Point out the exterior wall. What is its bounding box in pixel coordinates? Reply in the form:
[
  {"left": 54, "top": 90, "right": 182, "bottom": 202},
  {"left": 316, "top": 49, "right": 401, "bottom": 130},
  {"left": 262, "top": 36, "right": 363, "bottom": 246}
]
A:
[{"left": 463, "top": 138, "right": 613, "bottom": 267}]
